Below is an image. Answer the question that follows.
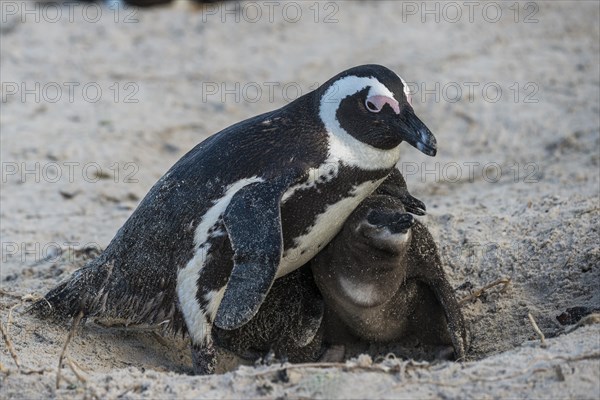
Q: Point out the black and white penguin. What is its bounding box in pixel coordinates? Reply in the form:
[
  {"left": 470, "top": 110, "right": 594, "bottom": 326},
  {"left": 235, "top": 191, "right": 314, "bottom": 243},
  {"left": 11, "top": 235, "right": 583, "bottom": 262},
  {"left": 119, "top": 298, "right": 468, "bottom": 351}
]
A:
[
  {"left": 33, "top": 64, "right": 437, "bottom": 374},
  {"left": 213, "top": 171, "right": 468, "bottom": 363}
]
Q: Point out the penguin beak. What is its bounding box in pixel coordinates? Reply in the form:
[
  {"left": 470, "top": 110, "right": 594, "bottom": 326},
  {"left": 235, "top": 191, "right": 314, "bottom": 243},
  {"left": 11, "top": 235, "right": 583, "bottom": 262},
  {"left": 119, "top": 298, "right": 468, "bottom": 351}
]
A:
[{"left": 397, "top": 108, "right": 437, "bottom": 157}]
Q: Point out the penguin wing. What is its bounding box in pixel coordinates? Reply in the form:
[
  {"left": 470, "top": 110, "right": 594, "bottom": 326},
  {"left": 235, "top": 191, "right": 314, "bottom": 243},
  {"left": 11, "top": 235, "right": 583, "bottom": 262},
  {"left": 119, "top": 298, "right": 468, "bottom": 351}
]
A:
[
  {"left": 408, "top": 221, "right": 469, "bottom": 359},
  {"left": 213, "top": 179, "right": 289, "bottom": 330}
]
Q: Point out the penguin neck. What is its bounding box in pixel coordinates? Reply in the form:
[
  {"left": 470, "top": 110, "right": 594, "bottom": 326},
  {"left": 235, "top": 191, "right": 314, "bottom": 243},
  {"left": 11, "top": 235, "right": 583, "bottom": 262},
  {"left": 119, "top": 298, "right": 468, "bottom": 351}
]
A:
[
  {"left": 315, "top": 239, "right": 407, "bottom": 310},
  {"left": 324, "top": 131, "right": 402, "bottom": 172},
  {"left": 319, "top": 106, "right": 402, "bottom": 172}
]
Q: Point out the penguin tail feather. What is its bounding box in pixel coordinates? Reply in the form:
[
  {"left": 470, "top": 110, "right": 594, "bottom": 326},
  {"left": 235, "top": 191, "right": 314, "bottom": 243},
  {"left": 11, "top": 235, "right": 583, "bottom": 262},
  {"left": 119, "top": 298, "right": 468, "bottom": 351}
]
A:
[
  {"left": 29, "top": 259, "right": 117, "bottom": 320},
  {"left": 29, "top": 259, "right": 186, "bottom": 335}
]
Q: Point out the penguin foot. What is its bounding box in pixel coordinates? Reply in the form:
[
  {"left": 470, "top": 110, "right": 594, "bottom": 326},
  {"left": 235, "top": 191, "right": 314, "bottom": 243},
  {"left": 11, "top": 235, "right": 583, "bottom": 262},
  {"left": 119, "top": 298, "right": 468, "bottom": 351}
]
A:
[
  {"left": 254, "top": 349, "right": 277, "bottom": 367},
  {"left": 318, "top": 345, "right": 346, "bottom": 362},
  {"left": 434, "top": 345, "right": 456, "bottom": 361},
  {"left": 191, "top": 343, "right": 216, "bottom": 375},
  {"left": 254, "top": 349, "right": 291, "bottom": 367}
]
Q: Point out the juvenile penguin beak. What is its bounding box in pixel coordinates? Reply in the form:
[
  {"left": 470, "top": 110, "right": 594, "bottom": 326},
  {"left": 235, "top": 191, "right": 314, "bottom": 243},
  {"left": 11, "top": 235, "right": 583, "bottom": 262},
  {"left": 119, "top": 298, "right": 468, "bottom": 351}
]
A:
[{"left": 397, "top": 108, "right": 437, "bottom": 157}]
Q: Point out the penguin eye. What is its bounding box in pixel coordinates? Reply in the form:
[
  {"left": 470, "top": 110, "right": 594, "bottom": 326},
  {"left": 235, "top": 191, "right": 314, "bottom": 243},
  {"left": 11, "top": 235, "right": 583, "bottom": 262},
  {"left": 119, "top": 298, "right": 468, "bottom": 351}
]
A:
[
  {"left": 365, "top": 95, "right": 400, "bottom": 114},
  {"left": 365, "top": 99, "right": 381, "bottom": 113}
]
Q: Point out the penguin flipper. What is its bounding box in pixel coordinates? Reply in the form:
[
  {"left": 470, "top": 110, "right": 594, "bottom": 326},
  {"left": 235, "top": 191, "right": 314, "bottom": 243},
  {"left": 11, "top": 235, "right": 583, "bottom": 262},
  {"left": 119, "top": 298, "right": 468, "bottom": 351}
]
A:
[
  {"left": 212, "top": 266, "right": 325, "bottom": 363},
  {"left": 428, "top": 276, "right": 469, "bottom": 360},
  {"left": 409, "top": 222, "right": 469, "bottom": 360},
  {"left": 214, "top": 181, "right": 284, "bottom": 330}
]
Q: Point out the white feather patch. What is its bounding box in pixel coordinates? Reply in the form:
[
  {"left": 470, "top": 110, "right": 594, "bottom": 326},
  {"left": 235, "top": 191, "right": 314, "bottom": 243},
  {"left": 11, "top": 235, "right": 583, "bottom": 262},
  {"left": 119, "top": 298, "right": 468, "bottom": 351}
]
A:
[
  {"left": 371, "top": 226, "right": 412, "bottom": 247},
  {"left": 279, "top": 178, "right": 386, "bottom": 277},
  {"left": 204, "top": 287, "right": 226, "bottom": 322},
  {"left": 177, "top": 176, "right": 263, "bottom": 345},
  {"left": 338, "top": 275, "right": 378, "bottom": 306},
  {"left": 281, "top": 162, "right": 340, "bottom": 203}
]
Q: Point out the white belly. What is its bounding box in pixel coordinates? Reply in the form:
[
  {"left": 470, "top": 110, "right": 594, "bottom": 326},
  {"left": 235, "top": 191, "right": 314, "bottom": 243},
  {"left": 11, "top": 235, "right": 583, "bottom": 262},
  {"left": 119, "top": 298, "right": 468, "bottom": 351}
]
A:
[{"left": 277, "top": 177, "right": 385, "bottom": 277}]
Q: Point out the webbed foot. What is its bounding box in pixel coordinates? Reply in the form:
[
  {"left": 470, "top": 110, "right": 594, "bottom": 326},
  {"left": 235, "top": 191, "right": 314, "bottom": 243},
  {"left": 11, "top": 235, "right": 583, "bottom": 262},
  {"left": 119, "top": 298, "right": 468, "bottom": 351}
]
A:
[{"left": 191, "top": 343, "right": 217, "bottom": 375}]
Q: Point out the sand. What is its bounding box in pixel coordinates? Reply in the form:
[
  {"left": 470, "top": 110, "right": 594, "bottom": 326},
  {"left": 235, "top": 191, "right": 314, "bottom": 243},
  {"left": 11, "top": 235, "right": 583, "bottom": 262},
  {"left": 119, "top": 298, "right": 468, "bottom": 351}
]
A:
[{"left": 1, "top": 1, "right": 599, "bottom": 398}]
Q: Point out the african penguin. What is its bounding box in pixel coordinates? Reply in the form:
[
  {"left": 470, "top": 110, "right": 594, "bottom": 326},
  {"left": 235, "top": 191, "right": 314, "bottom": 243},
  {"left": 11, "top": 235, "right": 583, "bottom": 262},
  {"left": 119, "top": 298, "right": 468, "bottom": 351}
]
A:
[
  {"left": 213, "top": 171, "right": 468, "bottom": 363},
  {"left": 32, "top": 64, "right": 437, "bottom": 374},
  {"left": 311, "top": 174, "right": 468, "bottom": 360}
]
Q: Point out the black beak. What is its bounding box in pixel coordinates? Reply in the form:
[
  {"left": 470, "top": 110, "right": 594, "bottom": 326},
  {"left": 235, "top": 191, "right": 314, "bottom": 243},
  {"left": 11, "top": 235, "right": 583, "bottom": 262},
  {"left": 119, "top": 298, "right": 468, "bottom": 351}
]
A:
[{"left": 397, "top": 108, "right": 437, "bottom": 157}]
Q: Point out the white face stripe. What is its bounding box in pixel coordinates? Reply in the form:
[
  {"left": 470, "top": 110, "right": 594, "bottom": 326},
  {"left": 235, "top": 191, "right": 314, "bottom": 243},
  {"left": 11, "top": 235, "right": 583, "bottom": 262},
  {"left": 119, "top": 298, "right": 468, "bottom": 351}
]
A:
[
  {"left": 320, "top": 75, "right": 396, "bottom": 110},
  {"left": 399, "top": 76, "right": 413, "bottom": 106},
  {"left": 322, "top": 74, "right": 411, "bottom": 110},
  {"left": 177, "top": 176, "right": 263, "bottom": 345},
  {"left": 318, "top": 75, "right": 404, "bottom": 171},
  {"left": 398, "top": 75, "right": 411, "bottom": 96}
]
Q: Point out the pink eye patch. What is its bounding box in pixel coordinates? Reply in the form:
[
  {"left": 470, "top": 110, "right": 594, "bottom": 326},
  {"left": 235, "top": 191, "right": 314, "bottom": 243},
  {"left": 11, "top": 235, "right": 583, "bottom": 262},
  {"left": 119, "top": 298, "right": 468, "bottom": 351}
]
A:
[{"left": 365, "top": 95, "right": 400, "bottom": 114}]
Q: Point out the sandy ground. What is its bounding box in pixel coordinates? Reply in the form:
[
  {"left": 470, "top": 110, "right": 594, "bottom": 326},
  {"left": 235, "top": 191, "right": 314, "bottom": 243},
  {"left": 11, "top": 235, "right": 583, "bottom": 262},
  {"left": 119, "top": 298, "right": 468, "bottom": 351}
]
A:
[{"left": 1, "top": 1, "right": 599, "bottom": 399}]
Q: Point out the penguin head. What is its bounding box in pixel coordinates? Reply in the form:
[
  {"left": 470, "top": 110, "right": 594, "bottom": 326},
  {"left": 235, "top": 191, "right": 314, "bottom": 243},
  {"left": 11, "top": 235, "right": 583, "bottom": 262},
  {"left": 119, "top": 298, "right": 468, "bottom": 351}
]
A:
[
  {"left": 317, "top": 64, "right": 437, "bottom": 155},
  {"left": 311, "top": 195, "right": 413, "bottom": 308}
]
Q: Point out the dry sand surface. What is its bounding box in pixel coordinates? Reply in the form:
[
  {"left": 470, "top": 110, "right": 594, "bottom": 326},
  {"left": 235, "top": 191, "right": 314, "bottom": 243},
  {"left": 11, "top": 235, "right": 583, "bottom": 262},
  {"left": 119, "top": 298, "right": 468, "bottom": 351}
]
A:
[{"left": 1, "top": 1, "right": 599, "bottom": 399}]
